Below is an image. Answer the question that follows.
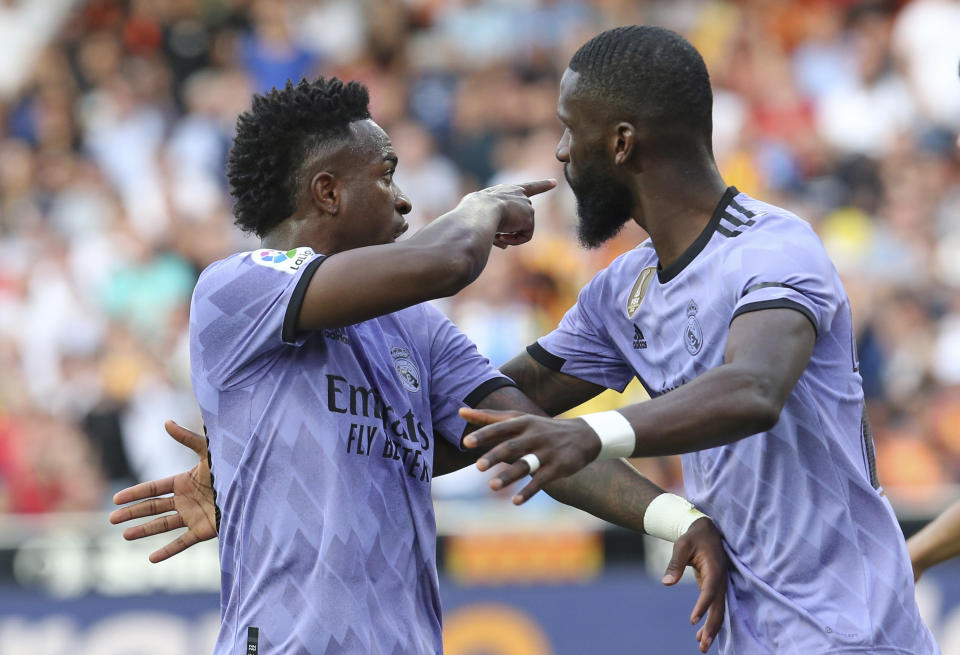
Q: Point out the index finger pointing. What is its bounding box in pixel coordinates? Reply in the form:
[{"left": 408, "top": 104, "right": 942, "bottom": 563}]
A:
[{"left": 518, "top": 179, "right": 557, "bottom": 197}]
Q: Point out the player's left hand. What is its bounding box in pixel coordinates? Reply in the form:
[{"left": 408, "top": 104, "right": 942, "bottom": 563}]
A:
[
  {"left": 459, "top": 408, "right": 600, "bottom": 504},
  {"left": 663, "top": 517, "right": 728, "bottom": 653}
]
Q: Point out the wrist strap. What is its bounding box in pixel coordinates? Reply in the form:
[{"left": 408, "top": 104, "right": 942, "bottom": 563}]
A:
[
  {"left": 643, "top": 493, "right": 709, "bottom": 542},
  {"left": 579, "top": 410, "right": 635, "bottom": 460}
]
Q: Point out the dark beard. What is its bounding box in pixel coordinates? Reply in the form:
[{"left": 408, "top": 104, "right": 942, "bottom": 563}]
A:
[{"left": 564, "top": 162, "right": 633, "bottom": 248}]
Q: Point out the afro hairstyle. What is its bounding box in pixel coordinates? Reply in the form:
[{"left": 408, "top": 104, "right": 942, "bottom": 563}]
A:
[{"left": 227, "top": 77, "right": 371, "bottom": 237}]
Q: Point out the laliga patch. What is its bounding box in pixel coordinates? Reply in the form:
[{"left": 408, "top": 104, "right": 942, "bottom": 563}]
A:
[
  {"left": 253, "top": 247, "right": 314, "bottom": 274},
  {"left": 391, "top": 346, "right": 421, "bottom": 393}
]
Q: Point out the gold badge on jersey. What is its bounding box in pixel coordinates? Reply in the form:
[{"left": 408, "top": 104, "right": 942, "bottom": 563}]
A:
[{"left": 626, "top": 267, "right": 657, "bottom": 318}]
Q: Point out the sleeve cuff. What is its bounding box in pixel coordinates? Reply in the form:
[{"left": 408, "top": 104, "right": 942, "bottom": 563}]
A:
[
  {"left": 281, "top": 256, "right": 326, "bottom": 344},
  {"left": 731, "top": 298, "right": 817, "bottom": 336},
  {"left": 526, "top": 341, "right": 566, "bottom": 372},
  {"left": 463, "top": 377, "right": 517, "bottom": 408}
]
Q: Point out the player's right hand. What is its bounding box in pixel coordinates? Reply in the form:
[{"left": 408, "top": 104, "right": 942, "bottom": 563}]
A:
[
  {"left": 662, "top": 517, "right": 728, "bottom": 653},
  {"left": 109, "top": 420, "right": 218, "bottom": 563},
  {"left": 464, "top": 179, "right": 556, "bottom": 248}
]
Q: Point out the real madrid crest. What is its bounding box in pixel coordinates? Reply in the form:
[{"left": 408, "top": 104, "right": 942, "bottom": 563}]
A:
[
  {"left": 683, "top": 300, "right": 703, "bottom": 356},
  {"left": 626, "top": 266, "right": 657, "bottom": 318},
  {"left": 391, "top": 346, "right": 421, "bottom": 392}
]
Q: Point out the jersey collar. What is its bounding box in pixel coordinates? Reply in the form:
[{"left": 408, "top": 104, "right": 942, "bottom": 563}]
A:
[{"left": 657, "top": 186, "right": 739, "bottom": 284}]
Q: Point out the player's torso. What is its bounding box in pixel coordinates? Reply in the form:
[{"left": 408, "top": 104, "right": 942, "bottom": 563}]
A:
[
  {"left": 602, "top": 245, "right": 731, "bottom": 396},
  {"left": 200, "top": 307, "right": 441, "bottom": 495},
  {"left": 594, "top": 202, "right": 935, "bottom": 653},
  {"left": 196, "top": 308, "right": 444, "bottom": 654}
]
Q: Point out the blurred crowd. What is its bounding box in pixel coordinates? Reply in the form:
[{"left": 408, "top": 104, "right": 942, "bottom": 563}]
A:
[{"left": 0, "top": 0, "right": 958, "bottom": 515}]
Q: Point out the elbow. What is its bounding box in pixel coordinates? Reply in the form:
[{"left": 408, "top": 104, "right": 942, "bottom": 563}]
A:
[
  {"left": 748, "top": 397, "right": 781, "bottom": 433},
  {"left": 737, "top": 371, "right": 785, "bottom": 433}
]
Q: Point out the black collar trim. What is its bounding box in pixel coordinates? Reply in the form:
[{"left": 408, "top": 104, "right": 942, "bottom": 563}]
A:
[{"left": 657, "top": 186, "right": 738, "bottom": 284}]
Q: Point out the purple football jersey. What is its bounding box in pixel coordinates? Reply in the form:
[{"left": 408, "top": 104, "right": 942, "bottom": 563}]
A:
[
  {"left": 532, "top": 189, "right": 938, "bottom": 654},
  {"left": 189, "top": 247, "right": 513, "bottom": 654}
]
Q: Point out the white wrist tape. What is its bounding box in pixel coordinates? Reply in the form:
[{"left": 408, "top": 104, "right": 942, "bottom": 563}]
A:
[
  {"left": 643, "top": 493, "right": 709, "bottom": 542},
  {"left": 579, "top": 410, "right": 635, "bottom": 460}
]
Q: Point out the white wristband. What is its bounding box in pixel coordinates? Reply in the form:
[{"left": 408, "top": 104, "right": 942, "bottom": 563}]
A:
[
  {"left": 579, "top": 410, "right": 635, "bottom": 460},
  {"left": 643, "top": 493, "right": 709, "bottom": 542}
]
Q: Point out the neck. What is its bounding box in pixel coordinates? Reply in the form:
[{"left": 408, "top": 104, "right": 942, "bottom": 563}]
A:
[
  {"left": 632, "top": 159, "right": 728, "bottom": 270},
  {"left": 261, "top": 212, "right": 338, "bottom": 254}
]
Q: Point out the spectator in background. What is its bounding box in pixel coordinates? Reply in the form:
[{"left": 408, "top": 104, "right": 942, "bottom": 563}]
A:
[{"left": 0, "top": 0, "right": 957, "bottom": 515}]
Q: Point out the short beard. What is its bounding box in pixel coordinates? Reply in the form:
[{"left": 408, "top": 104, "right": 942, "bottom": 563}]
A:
[{"left": 564, "top": 162, "right": 633, "bottom": 248}]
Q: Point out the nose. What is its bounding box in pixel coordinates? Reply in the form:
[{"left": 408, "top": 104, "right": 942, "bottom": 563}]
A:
[
  {"left": 395, "top": 190, "right": 412, "bottom": 215},
  {"left": 555, "top": 129, "right": 570, "bottom": 163}
]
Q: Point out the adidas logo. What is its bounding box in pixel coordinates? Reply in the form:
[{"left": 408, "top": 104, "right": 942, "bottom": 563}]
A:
[{"left": 633, "top": 325, "right": 647, "bottom": 350}]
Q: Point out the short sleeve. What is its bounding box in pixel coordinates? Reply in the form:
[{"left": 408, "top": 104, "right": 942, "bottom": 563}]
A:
[
  {"left": 531, "top": 272, "right": 635, "bottom": 392},
  {"left": 727, "top": 218, "right": 840, "bottom": 336},
  {"left": 191, "top": 248, "right": 324, "bottom": 389},
  {"left": 423, "top": 304, "right": 516, "bottom": 447}
]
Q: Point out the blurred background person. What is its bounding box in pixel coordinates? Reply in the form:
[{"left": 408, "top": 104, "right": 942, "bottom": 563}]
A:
[{"left": 1, "top": 1, "right": 959, "bottom": 652}]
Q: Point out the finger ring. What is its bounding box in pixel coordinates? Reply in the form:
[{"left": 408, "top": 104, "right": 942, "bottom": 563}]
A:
[{"left": 520, "top": 453, "right": 541, "bottom": 475}]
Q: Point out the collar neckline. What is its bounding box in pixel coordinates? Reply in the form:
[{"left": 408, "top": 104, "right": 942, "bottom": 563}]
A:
[{"left": 656, "top": 186, "right": 739, "bottom": 284}]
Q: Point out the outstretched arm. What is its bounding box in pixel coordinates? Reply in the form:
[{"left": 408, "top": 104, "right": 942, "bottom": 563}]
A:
[
  {"left": 462, "top": 307, "right": 816, "bottom": 502},
  {"left": 296, "top": 180, "right": 555, "bottom": 330},
  {"left": 432, "top": 351, "right": 605, "bottom": 475},
  {"left": 498, "top": 351, "right": 606, "bottom": 417},
  {"left": 908, "top": 498, "right": 960, "bottom": 581},
  {"left": 444, "top": 384, "right": 726, "bottom": 652}
]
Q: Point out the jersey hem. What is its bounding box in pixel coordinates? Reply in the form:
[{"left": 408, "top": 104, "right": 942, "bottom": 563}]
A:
[{"left": 281, "top": 255, "right": 326, "bottom": 344}]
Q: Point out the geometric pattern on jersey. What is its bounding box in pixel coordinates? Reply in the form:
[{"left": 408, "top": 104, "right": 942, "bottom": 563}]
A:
[
  {"left": 190, "top": 249, "right": 513, "bottom": 654},
  {"left": 531, "top": 188, "right": 938, "bottom": 654}
]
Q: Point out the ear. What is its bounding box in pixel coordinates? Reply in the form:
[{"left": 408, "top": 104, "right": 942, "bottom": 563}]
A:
[
  {"left": 612, "top": 122, "right": 638, "bottom": 167},
  {"left": 310, "top": 171, "right": 340, "bottom": 215}
]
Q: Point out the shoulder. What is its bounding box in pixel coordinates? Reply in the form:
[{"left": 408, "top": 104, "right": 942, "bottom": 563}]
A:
[
  {"left": 725, "top": 195, "right": 829, "bottom": 263},
  {"left": 731, "top": 194, "right": 819, "bottom": 241},
  {"left": 392, "top": 301, "right": 455, "bottom": 347},
  {"left": 196, "top": 247, "right": 317, "bottom": 292},
  {"left": 718, "top": 194, "right": 840, "bottom": 300},
  {"left": 193, "top": 252, "right": 247, "bottom": 298}
]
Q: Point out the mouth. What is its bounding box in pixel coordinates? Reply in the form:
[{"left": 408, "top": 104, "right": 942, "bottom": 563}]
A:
[{"left": 392, "top": 220, "right": 409, "bottom": 241}]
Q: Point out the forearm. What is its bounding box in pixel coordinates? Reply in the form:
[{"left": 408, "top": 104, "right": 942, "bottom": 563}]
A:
[
  {"left": 406, "top": 200, "right": 502, "bottom": 290},
  {"left": 543, "top": 458, "right": 665, "bottom": 532},
  {"left": 619, "top": 363, "right": 780, "bottom": 457},
  {"left": 296, "top": 205, "right": 504, "bottom": 330},
  {"left": 434, "top": 438, "right": 480, "bottom": 477},
  {"left": 467, "top": 385, "right": 671, "bottom": 530},
  {"left": 500, "top": 353, "right": 604, "bottom": 417},
  {"left": 909, "top": 498, "right": 960, "bottom": 573}
]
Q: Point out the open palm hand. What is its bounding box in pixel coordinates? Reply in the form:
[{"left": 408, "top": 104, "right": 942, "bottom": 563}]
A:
[{"left": 109, "top": 420, "right": 218, "bottom": 563}]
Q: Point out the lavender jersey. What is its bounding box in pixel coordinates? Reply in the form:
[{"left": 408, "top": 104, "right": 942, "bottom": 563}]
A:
[
  {"left": 189, "top": 247, "right": 513, "bottom": 654},
  {"left": 532, "top": 188, "right": 937, "bottom": 654}
]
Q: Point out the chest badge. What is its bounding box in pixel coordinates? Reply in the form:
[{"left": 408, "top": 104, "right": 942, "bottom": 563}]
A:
[
  {"left": 684, "top": 300, "right": 703, "bottom": 356},
  {"left": 391, "top": 346, "right": 421, "bottom": 392},
  {"left": 626, "top": 266, "right": 657, "bottom": 318}
]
